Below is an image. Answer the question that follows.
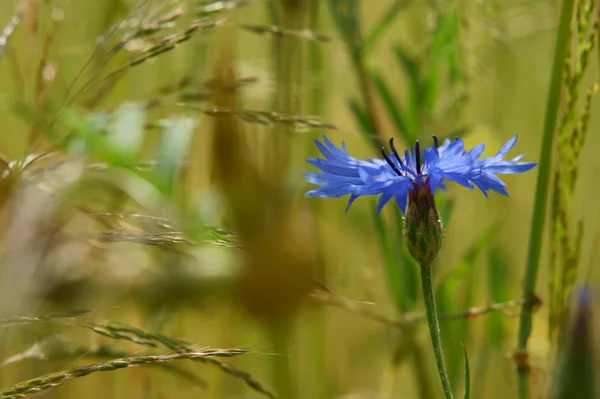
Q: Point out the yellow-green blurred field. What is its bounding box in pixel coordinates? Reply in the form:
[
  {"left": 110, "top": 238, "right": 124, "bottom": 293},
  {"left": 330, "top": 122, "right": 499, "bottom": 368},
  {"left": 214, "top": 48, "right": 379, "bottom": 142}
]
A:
[{"left": 0, "top": 0, "right": 598, "bottom": 398}]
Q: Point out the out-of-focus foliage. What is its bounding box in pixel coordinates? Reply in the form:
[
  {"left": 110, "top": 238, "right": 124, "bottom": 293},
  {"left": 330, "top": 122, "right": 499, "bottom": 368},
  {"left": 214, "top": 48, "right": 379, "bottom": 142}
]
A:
[{"left": 0, "top": 0, "right": 596, "bottom": 398}]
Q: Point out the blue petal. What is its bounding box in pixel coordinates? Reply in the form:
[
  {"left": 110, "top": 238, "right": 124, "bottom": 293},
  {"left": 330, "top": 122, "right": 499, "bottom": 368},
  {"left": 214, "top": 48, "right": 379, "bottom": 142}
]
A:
[
  {"left": 345, "top": 195, "right": 359, "bottom": 212},
  {"left": 304, "top": 136, "right": 416, "bottom": 212},
  {"left": 485, "top": 161, "right": 537, "bottom": 174},
  {"left": 304, "top": 133, "right": 536, "bottom": 214},
  {"left": 394, "top": 192, "right": 409, "bottom": 214},
  {"left": 376, "top": 190, "right": 394, "bottom": 214}
]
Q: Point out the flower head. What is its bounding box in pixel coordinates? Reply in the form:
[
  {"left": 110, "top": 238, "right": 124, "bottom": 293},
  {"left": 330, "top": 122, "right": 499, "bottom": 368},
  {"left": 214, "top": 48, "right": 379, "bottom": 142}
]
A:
[{"left": 304, "top": 134, "right": 536, "bottom": 214}]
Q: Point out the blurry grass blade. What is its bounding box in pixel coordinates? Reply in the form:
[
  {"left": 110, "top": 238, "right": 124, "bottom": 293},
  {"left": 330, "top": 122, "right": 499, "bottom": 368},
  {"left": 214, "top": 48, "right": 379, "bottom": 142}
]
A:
[
  {"left": 0, "top": 349, "right": 277, "bottom": 399},
  {"left": 196, "top": 0, "right": 248, "bottom": 17},
  {"left": 328, "top": 0, "right": 360, "bottom": 46},
  {"left": 549, "top": 287, "right": 595, "bottom": 399},
  {"left": 437, "top": 224, "right": 496, "bottom": 384},
  {"left": 193, "top": 225, "right": 237, "bottom": 247},
  {"left": 74, "top": 321, "right": 193, "bottom": 352},
  {"left": 188, "top": 104, "right": 339, "bottom": 130},
  {"left": 392, "top": 43, "right": 420, "bottom": 136},
  {"left": 363, "top": 0, "right": 409, "bottom": 51},
  {"left": 108, "top": 103, "right": 146, "bottom": 157},
  {"left": 74, "top": 16, "right": 229, "bottom": 107},
  {"left": 97, "top": 230, "right": 195, "bottom": 246},
  {"left": 436, "top": 225, "right": 497, "bottom": 300},
  {"left": 369, "top": 69, "right": 412, "bottom": 142},
  {"left": 429, "top": 6, "right": 461, "bottom": 67},
  {"left": 392, "top": 43, "right": 420, "bottom": 94},
  {"left": 462, "top": 345, "right": 470, "bottom": 399},
  {"left": 371, "top": 201, "right": 404, "bottom": 312},
  {"left": 0, "top": 309, "right": 98, "bottom": 327},
  {"left": 370, "top": 200, "right": 419, "bottom": 313},
  {"left": 329, "top": 0, "right": 384, "bottom": 146},
  {"left": 241, "top": 24, "right": 330, "bottom": 41},
  {"left": 154, "top": 117, "right": 195, "bottom": 194},
  {"left": 423, "top": 65, "right": 439, "bottom": 113},
  {"left": 4, "top": 343, "right": 208, "bottom": 389},
  {"left": 487, "top": 248, "right": 508, "bottom": 347},
  {"left": 0, "top": 9, "right": 22, "bottom": 62},
  {"left": 548, "top": 3, "right": 598, "bottom": 341},
  {"left": 517, "top": 2, "right": 575, "bottom": 394},
  {"left": 348, "top": 98, "right": 372, "bottom": 135}
]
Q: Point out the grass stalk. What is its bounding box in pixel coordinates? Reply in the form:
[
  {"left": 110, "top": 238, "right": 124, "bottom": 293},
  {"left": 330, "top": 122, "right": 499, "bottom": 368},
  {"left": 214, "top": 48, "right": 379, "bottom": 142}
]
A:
[
  {"left": 307, "top": 1, "right": 329, "bottom": 397},
  {"left": 515, "top": 0, "right": 575, "bottom": 397},
  {"left": 421, "top": 264, "right": 453, "bottom": 399}
]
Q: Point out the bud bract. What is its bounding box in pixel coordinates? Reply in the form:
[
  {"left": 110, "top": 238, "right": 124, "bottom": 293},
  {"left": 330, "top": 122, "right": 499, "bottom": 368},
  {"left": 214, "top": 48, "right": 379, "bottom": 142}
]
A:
[{"left": 403, "top": 181, "right": 443, "bottom": 266}]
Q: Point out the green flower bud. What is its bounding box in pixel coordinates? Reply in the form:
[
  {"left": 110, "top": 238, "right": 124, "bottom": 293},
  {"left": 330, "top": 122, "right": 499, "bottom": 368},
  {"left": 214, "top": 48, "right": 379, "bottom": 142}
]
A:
[{"left": 403, "top": 181, "right": 443, "bottom": 266}]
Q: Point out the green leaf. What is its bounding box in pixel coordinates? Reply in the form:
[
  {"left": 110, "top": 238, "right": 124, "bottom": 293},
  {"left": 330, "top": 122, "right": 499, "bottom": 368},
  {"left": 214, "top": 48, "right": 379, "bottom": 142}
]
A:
[
  {"left": 50, "top": 104, "right": 139, "bottom": 168},
  {"left": 154, "top": 117, "right": 195, "bottom": 195}
]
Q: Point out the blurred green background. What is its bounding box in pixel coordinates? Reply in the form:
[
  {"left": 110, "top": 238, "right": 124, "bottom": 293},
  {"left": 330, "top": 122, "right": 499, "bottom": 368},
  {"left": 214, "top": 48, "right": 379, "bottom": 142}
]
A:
[{"left": 0, "top": 0, "right": 597, "bottom": 398}]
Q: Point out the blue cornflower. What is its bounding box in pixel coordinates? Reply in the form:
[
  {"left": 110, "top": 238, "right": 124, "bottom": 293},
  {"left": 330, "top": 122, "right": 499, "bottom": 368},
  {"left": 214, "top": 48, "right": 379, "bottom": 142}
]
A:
[{"left": 304, "top": 135, "right": 536, "bottom": 214}]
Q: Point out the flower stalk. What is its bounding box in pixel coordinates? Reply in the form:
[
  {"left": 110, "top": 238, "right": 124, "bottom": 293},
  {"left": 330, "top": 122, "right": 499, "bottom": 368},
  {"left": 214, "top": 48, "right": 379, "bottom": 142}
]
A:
[
  {"left": 421, "top": 263, "right": 454, "bottom": 399},
  {"left": 402, "top": 177, "right": 452, "bottom": 398}
]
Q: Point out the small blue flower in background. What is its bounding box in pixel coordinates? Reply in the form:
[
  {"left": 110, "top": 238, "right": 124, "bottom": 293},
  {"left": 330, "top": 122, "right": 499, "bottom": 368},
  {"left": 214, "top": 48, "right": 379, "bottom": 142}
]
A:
[{"left": 304, "top": 135, "right": 537, "bottom": 214}]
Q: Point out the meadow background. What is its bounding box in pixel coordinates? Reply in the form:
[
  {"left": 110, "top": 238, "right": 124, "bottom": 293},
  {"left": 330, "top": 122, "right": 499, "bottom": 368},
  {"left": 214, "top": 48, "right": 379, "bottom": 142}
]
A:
[{"left": 0, "top": 0, "right": 597, "bottom": 398}]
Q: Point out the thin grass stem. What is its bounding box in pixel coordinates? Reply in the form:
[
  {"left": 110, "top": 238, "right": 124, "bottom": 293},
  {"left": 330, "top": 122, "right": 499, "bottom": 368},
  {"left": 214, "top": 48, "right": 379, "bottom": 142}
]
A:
[{"left": 515, "top": 0, "right": 575, "bottom": 397}]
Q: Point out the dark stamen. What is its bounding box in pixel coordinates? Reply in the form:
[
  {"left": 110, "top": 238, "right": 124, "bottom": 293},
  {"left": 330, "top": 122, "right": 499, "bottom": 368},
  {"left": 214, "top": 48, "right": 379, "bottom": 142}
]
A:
[
  {"left": 415, "top": 140, "right": 421, "bottom": 175},
  {"left": 381, "top": 147, "right": 403, "bottom": 176},
  {"left": 432, "top": 135, "right": 439, "bottom": 148},
  {"left": 389, "top": 138, "right": 404, "bottom": 167}
]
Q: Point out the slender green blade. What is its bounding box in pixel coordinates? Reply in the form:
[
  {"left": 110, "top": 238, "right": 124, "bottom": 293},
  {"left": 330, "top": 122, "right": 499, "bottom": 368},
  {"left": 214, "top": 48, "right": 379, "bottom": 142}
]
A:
[
  {"left": 363, "top": 0, "right": 409, "bottom": 51},
  {"left": 487, "top": 248, "right": 508, "bottom": 347},
  {"left": 348, "top": 99, "right": 372, "bottom": 136},
  {"left": 368, "top": 68, "right": 413, "bottom": 143},
  {"left": 392, "top": 43, "right": 420, "bottom": 137},
  {"left": 517, "top": 0, "right": 576, "bottom": 396},
  {"left": 436, "top": 224, "right": 496, "bottom": 384},
  {"left": 371, "top": 201, "right": 404, "bottom": 313},
  {"left": 462, "top": 345, "right": 471, "bottom": 399}
]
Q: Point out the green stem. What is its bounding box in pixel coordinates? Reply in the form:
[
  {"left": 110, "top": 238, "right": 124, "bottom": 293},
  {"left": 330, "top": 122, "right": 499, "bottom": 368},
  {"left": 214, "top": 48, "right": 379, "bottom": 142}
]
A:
[
  {"left": 420, "top": 265, "right": 453, "bottom": 399},
  {"left": 515, "top": 1, "right": 574, "bottom": 398}
]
